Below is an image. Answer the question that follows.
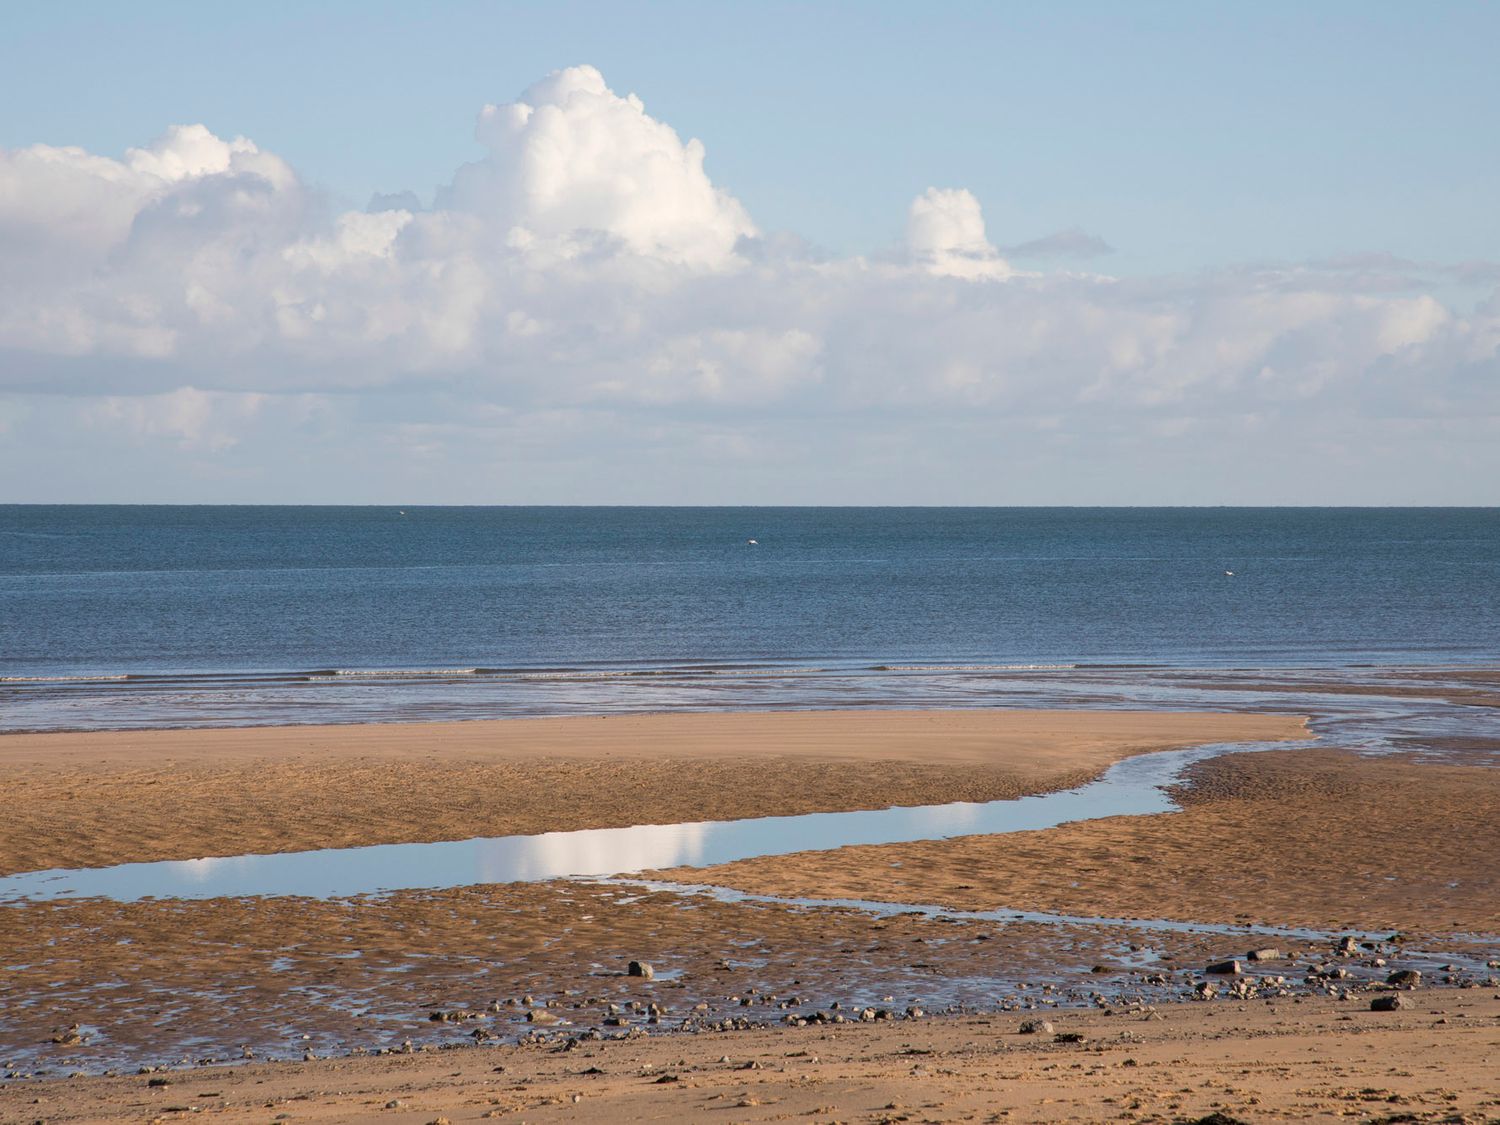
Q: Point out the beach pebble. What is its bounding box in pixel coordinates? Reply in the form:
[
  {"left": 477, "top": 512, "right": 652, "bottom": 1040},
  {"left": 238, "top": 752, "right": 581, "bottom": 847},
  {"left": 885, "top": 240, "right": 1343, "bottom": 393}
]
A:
[
  {"left": 1334, "top": 936, "right": 1359, "bottom": 956},
  {"left": 1206, "top": 959, "right": 1242, "bottom": 975},
  {"left": 1246, "top": 948, "right": 1282, "bottom": 961},
  {"left": 628, "top": 960, "right": 654, "bottom": 980},
  {"left": 1370, "top": 995, "right": 1407, "bottom": 1011},
  {"left": 1017, "top": 1019, "right": 1054, "bottom": 1035},
  {"left": 1387, "top": 969, "right": 1423, "bottom": 988}
]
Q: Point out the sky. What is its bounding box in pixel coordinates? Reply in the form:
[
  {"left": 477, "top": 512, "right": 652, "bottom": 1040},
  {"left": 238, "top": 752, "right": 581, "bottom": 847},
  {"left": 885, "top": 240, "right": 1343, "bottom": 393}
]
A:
[{"left": 1, "top": 0, "right": 1497, "bottom": 504}]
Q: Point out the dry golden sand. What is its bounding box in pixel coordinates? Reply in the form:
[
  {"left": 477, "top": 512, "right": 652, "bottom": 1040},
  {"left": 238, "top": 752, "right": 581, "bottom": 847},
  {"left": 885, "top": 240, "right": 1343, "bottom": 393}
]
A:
[
  {"left": 671, "top": 748, "right": 1500, "bottom": 933},
  {"left": 7, "top": 993, "right": 1500, "bottom": 1124},
  {"left": 0, "top": 709, "right": 1306, "bottom": 875}
]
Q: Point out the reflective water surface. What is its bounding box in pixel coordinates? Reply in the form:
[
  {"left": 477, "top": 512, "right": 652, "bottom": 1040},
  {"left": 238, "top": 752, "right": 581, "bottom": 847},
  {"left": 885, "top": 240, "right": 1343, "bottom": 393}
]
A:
[
  {"left": 0, "top": 742, "right": 1221, "bottom": 902},
  {"left": 1, "top": 665, "right": 1493, "bottom": 904}
]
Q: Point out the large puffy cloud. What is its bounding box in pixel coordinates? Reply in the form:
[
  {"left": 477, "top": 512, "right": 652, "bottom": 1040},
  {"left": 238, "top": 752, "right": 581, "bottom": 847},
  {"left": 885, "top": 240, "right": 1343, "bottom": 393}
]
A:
[
  {"left": 439, "top": 64, "right": 755, "bottom": 267},
  {"left": 0, "top": 124, "right": 295, "bottom": 277},
  {"left": 0, "top": 65, "right": 1496, "bottom": 500}
]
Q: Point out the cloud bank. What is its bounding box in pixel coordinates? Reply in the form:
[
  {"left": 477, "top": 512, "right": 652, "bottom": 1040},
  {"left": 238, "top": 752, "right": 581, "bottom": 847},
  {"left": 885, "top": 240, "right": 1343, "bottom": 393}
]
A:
[{"left": 1, "top": 65, "right": 1496, "bottom": 502}]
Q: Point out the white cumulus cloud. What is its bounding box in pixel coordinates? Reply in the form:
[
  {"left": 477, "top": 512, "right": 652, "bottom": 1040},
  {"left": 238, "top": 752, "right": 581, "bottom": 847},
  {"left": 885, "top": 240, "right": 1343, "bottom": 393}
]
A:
[
  {"left": 0, "top": 64, "right": 1495, "bottom": 501},
  {"left": 440, "top": 64, "right": 755, "bottom": 268},
  {"left": 905, "top": 187, "right": 1013, "bottom": 280}
]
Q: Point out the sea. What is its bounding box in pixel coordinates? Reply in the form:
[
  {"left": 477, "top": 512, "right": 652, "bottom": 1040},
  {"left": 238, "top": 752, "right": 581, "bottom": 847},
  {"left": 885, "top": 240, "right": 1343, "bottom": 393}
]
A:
[{"left": 2, "top": 505, "right": 1497, "bottom": 732}]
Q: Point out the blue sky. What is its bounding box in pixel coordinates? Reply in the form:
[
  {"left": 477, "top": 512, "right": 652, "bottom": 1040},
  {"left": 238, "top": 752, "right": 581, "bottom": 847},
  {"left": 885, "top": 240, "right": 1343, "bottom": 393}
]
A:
[
  {"left": 7, "top": 0, "right": 1497, "bottom": 274},
  {"left": 1, "top": 1, "right": 1497, "bottom": 502}
]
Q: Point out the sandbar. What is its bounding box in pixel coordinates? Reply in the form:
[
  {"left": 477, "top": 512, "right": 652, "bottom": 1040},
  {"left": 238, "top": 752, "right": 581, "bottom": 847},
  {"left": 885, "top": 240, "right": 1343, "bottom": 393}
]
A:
[{"left": 0, "top": 708, "right": 1306, "bottom": 875}]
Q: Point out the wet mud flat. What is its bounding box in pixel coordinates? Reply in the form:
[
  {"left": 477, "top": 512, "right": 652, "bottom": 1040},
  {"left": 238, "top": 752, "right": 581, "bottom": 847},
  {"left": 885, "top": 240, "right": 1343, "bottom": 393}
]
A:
[{"left": 3, "top": 876, "right": 1496, "bottom": 1081}]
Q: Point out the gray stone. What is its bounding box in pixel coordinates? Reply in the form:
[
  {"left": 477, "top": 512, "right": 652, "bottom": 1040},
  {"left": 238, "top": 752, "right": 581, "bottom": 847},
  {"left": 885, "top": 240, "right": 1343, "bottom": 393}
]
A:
[
  {"left": 1386, "top": 969, "right": 1422, "bottom": 988},
  {"left": 1017, "top": 1019, "right": 1054, "bottom": 1035},
  {"left": 627, "top": 960, "right": 654, "bottom": 980},
  {"left": 1370, "top": 995, "right": 1407, "bottom": 1011},
  {"left": 1205, "top": 959, "right": 1242, "bottom": 975},
  {"left": 1246, "top": 948, "right": 1282, "bottom": 962}
]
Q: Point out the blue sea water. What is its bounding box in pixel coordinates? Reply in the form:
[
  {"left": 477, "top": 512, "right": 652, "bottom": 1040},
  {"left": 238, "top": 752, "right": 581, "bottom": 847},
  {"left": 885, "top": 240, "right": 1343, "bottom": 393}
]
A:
[{"left": 1, "top": 506, "right": 1496, "bottom": 730}]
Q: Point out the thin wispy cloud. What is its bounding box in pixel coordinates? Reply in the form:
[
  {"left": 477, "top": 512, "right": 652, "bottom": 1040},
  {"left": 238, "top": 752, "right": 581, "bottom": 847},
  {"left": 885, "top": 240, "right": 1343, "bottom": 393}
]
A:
[{"left": 1001, "top": 228, "right": 1115, "bottom": 261}]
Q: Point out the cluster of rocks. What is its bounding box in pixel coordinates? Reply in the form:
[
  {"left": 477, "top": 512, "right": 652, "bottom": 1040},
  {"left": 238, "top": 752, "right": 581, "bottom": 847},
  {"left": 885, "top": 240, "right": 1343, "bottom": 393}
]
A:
[
  {"left": 396, "top": 940, "right": 1499, "bottom": 1060},
  {"left": 403, "top": 957, "right": 959, "bottom": 1053},
  {"left": 25, "top": 937, "right": 1499, "bottom": 1080},
  {"left": 1174, "top": 936, "right": 1485, "bottom": 1011}
]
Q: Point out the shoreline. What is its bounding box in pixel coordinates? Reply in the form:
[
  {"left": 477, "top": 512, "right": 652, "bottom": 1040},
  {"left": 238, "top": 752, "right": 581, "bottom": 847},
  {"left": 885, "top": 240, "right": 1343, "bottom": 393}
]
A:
[{"left": 6, "top": 661, "right": 1497, "bottom": 737}]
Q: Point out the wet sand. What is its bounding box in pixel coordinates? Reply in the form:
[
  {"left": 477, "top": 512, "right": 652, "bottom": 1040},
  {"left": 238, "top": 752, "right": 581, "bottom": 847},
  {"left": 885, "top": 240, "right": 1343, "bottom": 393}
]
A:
[
  {"left": 0, "top": 709, "right": 1304, "bottom": 875},
  {"left": 0, "top": 875, "right": 1334, "bottom": 1076},
  {"left": 8, "top": 992, "right": 1499, "bottom": 1124},
  {"left": 673, "top": 748, "right": 1500, "bottom": 933}
]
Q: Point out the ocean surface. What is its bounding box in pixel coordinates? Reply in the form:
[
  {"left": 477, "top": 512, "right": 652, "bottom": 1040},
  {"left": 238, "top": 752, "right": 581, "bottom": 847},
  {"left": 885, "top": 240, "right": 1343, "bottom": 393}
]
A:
[{"left": 2, "top": 506, "right": 1497, "bottom": 731}]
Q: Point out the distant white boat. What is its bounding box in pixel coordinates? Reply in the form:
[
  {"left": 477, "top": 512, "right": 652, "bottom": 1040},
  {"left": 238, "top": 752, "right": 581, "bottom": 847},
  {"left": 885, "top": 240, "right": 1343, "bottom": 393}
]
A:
[
  {"left": 746, "top": 538, "right": 758, "bottom": 545},
  {"left": 1224, "top": 569, "right": 1235, "bottom": 576}
]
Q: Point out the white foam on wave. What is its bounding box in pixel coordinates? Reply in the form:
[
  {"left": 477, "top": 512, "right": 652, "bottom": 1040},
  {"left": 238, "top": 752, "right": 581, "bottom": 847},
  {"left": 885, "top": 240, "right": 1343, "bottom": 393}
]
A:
[
  {"left": 0, "top": 673, "right": 132, "bottom": 683},
  {"left": 877, "top": 663, "right": 1078, "bottom": 672},
  {"left": 315, "top": 668, "right": 483, "bottom": 678},
  {"left": 514, "top": 667, "right": 826, "bottom": 681}
]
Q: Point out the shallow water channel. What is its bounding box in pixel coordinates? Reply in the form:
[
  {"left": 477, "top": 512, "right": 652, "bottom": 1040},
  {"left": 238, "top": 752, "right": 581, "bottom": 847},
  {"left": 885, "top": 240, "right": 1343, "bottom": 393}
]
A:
[{"left": 2, "top": 739, "right": 1268, "bottom": 903}]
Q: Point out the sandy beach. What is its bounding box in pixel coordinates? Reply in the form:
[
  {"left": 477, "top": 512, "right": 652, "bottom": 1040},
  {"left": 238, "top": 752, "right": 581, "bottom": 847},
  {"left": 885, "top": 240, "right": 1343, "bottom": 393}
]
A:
[{"left": 4, "top": 704, "right": 1499, "bottom": 1123}]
